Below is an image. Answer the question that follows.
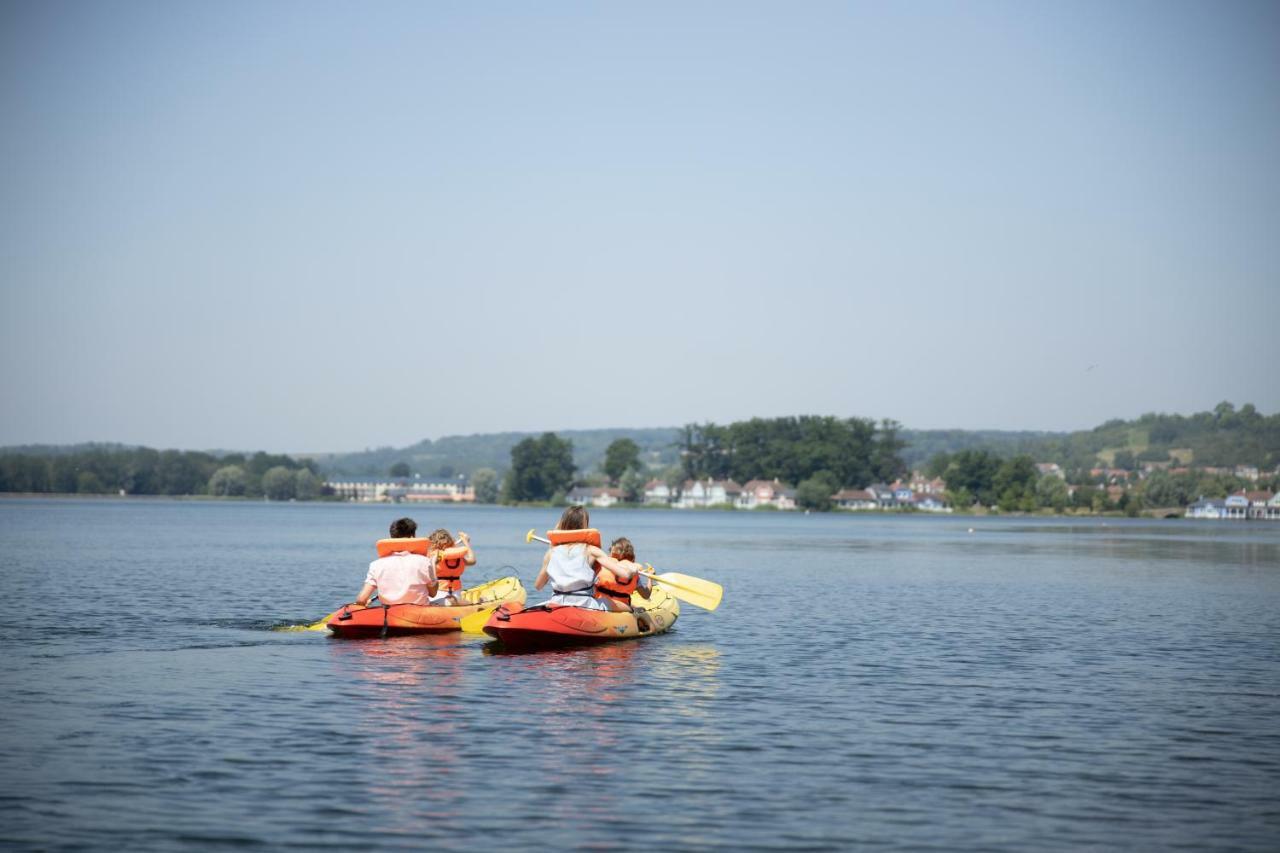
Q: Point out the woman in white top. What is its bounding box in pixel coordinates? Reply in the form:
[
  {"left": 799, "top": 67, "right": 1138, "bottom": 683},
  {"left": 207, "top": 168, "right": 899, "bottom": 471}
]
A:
[{"left": 533, "top": 505, "right": 634, "bottom": 611}]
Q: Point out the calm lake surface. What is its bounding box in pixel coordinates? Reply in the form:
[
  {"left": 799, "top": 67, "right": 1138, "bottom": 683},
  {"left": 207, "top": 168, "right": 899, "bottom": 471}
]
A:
[{"left": 1, "top": 498, "right": 1278, "bottom": 851}]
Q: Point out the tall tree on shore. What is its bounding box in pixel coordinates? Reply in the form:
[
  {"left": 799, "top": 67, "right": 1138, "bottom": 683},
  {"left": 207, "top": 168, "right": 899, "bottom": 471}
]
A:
[
  {"left": 603, "top": 438, "right": 641, "bottom": 484},
  {"left": 505, "top": 433, "right": 575, "bottom": 502}
]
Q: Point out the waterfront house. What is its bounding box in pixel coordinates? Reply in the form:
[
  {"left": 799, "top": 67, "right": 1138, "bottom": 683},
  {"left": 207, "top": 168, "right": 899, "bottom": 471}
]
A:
[
  {"left": 642, "top": 479, "right": 673, "bottom": 505},
  {"left": 1186, "top": 498, "right": 1226, "bottom": 519},
  {"left": 866, "top": 483, "right": 896, "bottom": 509},
  {"left": 833, "top": 489, "right": 877, "bottom": 511},
  {"left": 676, "top": 478, "right": 741, "bottom": 509},
  {"left": 912, "top": 492, "right": 951, "bottom": 513},
  {"left": 326, "top": 476, "right": 474, "bottom": 503},
  {"left": 1245, "top": 491, "right": 1275, "bottom": 520},
  {"left": 738, "top": 479, "right": 797, "bottom": 510},
  {"left": 1224, "top": 492, "right": 1250, "bottom": 519},
  {"left": 1269, "top": 493, "right": 1280, "bottom": 520},
  {"left": 566, "top": 486, "right": 624, "bottom": 508}
]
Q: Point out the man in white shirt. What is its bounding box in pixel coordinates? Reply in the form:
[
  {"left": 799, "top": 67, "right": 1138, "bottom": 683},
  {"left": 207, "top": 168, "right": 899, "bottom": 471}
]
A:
[{"left": 353, "top": 517, "right": 438, "bottom": 606}]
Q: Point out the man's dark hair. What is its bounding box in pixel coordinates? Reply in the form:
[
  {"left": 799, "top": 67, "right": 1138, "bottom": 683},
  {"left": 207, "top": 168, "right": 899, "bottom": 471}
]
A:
[{"left": 389, "top": 517, "right": 417, "bottom": 538}]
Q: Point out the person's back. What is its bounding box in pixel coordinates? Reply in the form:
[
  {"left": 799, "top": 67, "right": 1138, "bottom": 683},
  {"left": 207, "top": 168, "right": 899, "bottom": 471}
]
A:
[
  {"left": 354, "top": 518, "right": 438, "bottom": 607},
  {"left": 534, "top": 505, "right": 635, "bottom": 611},
  {"left": 546, "top": 541, "right": 597, "bottom": 594}
]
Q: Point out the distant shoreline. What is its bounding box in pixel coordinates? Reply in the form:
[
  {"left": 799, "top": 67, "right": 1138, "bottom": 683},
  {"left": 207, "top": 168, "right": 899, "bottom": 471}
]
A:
[{"left": 0, "top": 491, "right": 1198, "bottom": 519}]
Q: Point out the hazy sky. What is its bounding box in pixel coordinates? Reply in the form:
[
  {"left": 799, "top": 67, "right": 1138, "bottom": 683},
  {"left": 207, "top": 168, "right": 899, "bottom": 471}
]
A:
[{"left": 2, "top": 1, "right": 1277, "bottom": 452}]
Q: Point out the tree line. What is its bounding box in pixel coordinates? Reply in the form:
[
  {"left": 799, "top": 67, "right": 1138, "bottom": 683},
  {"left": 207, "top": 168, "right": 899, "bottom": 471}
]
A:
[
  {"left": 0, "top": 446, "right": 324, "bottom": 500},
  {"left": 499, "top": 417, "right": 910, "bottom": 503}
]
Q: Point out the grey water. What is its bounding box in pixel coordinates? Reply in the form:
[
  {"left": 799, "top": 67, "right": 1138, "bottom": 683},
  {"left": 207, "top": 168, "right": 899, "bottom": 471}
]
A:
[{"left": 1, "top": 498, "right": 1278, "bottom": 851}]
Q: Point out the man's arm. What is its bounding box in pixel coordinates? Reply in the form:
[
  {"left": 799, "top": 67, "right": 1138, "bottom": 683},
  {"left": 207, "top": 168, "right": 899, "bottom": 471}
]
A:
[{"left": 354, "top": 582, "right": 376, "bottom": 607}]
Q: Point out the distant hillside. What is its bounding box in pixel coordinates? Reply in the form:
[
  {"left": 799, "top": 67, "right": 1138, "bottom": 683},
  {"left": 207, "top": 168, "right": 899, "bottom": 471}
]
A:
[
  {"left": 310, "top": 427, "right": 683, "bottom": 478},
  {"left": 906, "top": 403, "right": 1278, "bottom": 473},
  {"left": 898, "top": 430, "right": 1065, "bottom": 470}
]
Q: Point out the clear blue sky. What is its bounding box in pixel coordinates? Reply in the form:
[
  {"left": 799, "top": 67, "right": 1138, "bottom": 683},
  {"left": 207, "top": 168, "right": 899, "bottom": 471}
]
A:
[{"left": 2, "top": 1, "right": 1277, "bottom": 452}]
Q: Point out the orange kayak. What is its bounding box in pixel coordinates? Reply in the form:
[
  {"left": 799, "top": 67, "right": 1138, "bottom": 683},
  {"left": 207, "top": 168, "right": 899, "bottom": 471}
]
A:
[
  {"left": 482, "top": 586, "right": 679, "bottom": 650},
  {"left": 327, "top": 576, "right": 525, "bottom": 637}
]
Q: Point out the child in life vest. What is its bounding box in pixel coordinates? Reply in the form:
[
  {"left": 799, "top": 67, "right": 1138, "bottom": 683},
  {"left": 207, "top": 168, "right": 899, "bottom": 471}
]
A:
[
  {"left": 427, "top": 529, "right": 476, "bottom": 605},
  {"left": 594, "top": 537, "right": 653, "bottom": 612},
  {"left": 533, "top": 505, "right": 633, "bottom": 611}
]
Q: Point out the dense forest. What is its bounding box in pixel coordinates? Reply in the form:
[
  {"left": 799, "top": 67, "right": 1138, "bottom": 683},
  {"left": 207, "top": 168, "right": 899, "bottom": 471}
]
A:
[
  {"left": 0, "top": 445, "right": 321, "bottom": 499},
  {"left": 677, "top": 417, "right": 907, "bottom": 487}
]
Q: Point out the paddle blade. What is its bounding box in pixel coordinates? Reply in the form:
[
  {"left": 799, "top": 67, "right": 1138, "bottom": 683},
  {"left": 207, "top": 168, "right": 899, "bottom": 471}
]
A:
[
  {"left": 459, "top": 603, "right": 502, "bottom": 633},
  {"left": 648, "top": 572, "right": 722, "bottom": 611}
]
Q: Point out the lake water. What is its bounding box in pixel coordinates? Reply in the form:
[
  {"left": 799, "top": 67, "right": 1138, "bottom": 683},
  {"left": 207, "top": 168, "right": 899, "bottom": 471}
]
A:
[{"left": 1, "top": 498, "right": 1278, "bottom": 851}]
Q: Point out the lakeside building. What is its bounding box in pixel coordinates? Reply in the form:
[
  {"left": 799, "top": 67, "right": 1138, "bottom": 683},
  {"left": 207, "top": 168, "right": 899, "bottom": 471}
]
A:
[
  {"left": 642, "top": 479, "right": 673, "bottom": 505},
  {"left": 1186, "top": 491, "right": 1279, "bottom": 520},
  {"left": 675, "top": 478, "right": 742, "bottom": 508},
  {"left": 737, "top": 479, "right": 797, "bottom": 510},
  {"left": 326, "top": 476, "right": 474, "bottom": 503},
  {"left": 566, "top": 486, "right": 624, "bottom": 508},
  {"left": 833, "top": 489, "right": 878, "bottom": 510}
]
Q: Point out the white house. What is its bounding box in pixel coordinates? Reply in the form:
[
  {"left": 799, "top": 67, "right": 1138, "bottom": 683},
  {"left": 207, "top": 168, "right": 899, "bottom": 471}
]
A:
[
  {"left": 675, "top": 478, "right": 741, "bottom": 508},
  {"left": 1245, "top": 491, "right": 1275, "bottom": 520},
  {"left": 643, "top": 479, "right": 673, "bottom": 505},
  {"left": 327, "top": 476, "right": 474, "bottom": 503},
  {"left": 833, "top": 489, "right": 877, "bottom": 510},
  {"left": 566, "top": 486, "right": 624, "bottom": 508},
  {"left": 1224, "top": 492, "right": 1250, "bottom": 519},
  {"left": 737, "top": 479, "right": 797, "bottom": 510},
  {"left": 912, "top": 492, "right": 952, "bottom": 513},
  {"left": 1186, "top": 498, "right": 1226, "bottom": 519}
]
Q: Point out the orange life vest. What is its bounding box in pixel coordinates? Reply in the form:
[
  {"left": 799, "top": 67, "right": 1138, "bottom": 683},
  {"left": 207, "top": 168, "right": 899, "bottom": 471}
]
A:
[
  {"left": 547, "top": 528, "right": 602, "bottom": 575},
  {"left": 595, "top": 564, "right": 638, "bottom": 605},
  {"left": 435, "top": 545, "right": 470, "bottom": 592},
  {"left": 546, "top": 528, "right": 602, "bottom": 548},
  {"left": 375, "top": 537, "right": 431, "bottom": 558}
]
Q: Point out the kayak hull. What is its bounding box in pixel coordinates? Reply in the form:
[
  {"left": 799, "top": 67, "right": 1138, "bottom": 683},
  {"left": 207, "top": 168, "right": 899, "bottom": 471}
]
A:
[
  {"left": 327, "top": 576, "right": 526, "bottom": 637},
  {"left": 482, "top": 586, "right": 678, "bottom": 651}
]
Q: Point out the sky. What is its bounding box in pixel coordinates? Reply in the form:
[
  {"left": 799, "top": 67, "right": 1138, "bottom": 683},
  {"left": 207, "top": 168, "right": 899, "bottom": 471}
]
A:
[{"left": 2, "top": 1, "right": 1277, "bottom": 453}]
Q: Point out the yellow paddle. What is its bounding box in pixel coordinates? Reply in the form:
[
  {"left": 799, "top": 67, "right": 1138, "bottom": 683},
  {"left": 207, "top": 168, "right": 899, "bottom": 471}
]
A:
[{"left": 524, "top": 529, "right": 723, "bottom": 611}]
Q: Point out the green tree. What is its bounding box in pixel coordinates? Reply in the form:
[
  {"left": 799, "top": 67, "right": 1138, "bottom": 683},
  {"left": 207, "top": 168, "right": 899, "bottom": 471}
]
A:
[
  {"left": 603, "top": 438, "right": 641, "bottom": 483},
  {"left": 76, "top": 471, "right": 106, "bottom": 494},
  {"left": 994, "top": 455, "right": 1038, "bottom": 511},
  {"left": 471, "top": 468, "right": 500, "bottom": 503},
  {"left": 1035, "top": 474, "right": 1069, "bottom": 512},
  {"left": 262, "top": 466, "right": 296, "bottom": 501},
  {"left": 389, "top": 461, "right": 411, "bottom": 478},
  {"left": 208, "top": 465, "right": 248, "bottom": 497},
  {"left": 619, "top": 466, "right": 647, "bottom": 503},
  {"left": 1112, "top": 450, "right": 1136, "bottom": 470},
  {"left": 507, "top": 433, "right": 575, "bottom": 502},
  {"left": 796, "top": 471, "right": 840, "bottom": 511},
  {"left": 294, "top": 469, "right": 322, "bottom": 501},
  {"left": 943, "top": 450, "right": 1001, "bottom": 506}
]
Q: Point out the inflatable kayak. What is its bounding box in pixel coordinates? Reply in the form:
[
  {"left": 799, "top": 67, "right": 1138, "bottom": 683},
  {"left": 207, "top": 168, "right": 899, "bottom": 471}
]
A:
[
  {"left": 327, "top": 576, "right": 526, "bottom": 637},
  {"left": 482, "top": 585, "right": 679, "bottom": 651}
]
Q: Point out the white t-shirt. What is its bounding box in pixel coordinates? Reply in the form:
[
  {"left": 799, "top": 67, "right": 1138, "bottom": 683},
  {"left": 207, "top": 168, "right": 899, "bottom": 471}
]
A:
[{"left": 364, "top": 552, "right": 437, "bottom": 605}]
